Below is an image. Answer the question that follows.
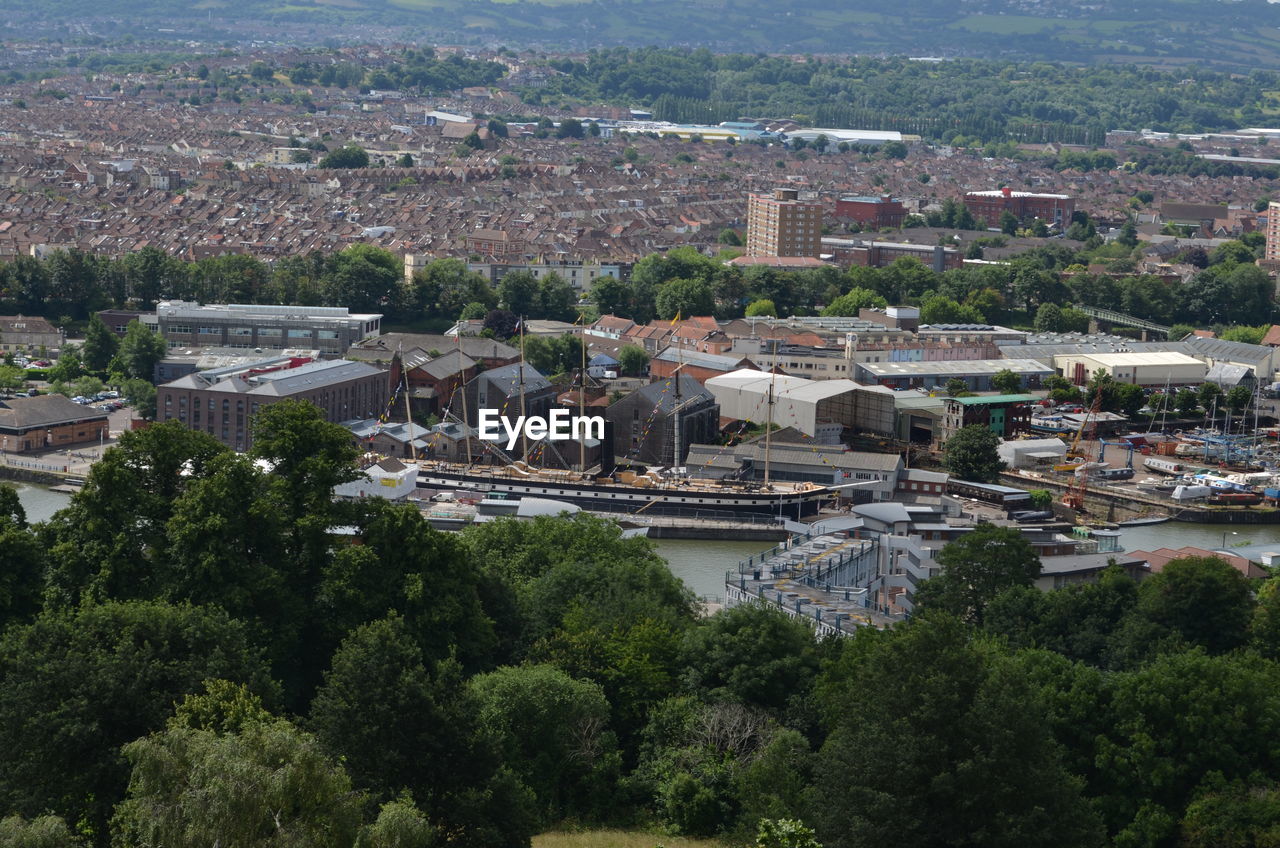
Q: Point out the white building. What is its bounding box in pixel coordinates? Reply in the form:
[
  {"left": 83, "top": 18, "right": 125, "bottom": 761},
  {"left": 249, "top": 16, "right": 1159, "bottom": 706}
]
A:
[
  {"left": 1053, "top": 351, "right": 1206, "bottom": 387},
  {"left": 334, "top": 457, "right": 418, "bottom": 500},
  {"left": 705, "top": 369, "right": 896, "bottom": 436}
]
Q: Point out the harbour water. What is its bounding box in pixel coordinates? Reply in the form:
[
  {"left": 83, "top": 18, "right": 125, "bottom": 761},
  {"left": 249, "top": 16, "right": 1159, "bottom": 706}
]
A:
[
  {"left": 653, "top": 521, "right": 1280, "bottom": 601},
  {"left": 12, "top": 483, "right": 72, "bottom": 523},
  {"left": 11, "top": 483, "right": 1279, "bottom": 600}
]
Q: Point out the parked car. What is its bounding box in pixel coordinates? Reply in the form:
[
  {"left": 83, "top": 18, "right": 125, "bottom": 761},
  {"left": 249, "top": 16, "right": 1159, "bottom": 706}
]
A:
[
  {"left": 71, "top": 396, "right": 90, "bottom": 404},
  {"left": 102, "top": 390, "right": 120, "bottom": 399}
]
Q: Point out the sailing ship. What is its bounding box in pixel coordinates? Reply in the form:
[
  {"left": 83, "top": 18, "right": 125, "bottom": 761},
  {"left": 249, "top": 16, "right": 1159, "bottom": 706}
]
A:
[{"left": 411, "top": 316, "right": 840, "bottom": 520}]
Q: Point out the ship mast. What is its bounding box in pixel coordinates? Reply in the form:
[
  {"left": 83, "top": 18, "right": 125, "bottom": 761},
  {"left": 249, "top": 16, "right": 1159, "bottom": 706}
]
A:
[
  {"left": 579, "top": 313, "right": 587, "bottom": 473},
  {"left": 518, "top": 315, "right": 528, "bottom": 461},
  {"left": 764, "top": 344, "right": 776, "bottom": 489},
  {"left": 460, "top": 356, "right": 473, "bottom": 467},
  {"left": 401, "top": 347, "right": 415, "bottom": 462}
]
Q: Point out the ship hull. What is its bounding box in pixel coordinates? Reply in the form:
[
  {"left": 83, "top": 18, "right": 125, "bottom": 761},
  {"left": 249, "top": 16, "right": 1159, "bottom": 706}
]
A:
[{"left": 416, "top": 467, "right": 829, "bottom": 519}]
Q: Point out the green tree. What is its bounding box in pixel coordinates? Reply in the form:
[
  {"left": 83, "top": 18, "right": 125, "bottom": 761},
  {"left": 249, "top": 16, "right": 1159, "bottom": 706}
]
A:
[
  {"left": 0, "top": 600, "right": 277, "bottom": 843},
  {"left": 536, "top": 272, "right": 576, "bottom": 321},
  {"left": 745, "top": 298, "right": 777, "bottom": 317},
  {"left": 941, "top": 431, "right": 1003, "bottom": 490},
  {"left": 41, "top": 422, "right": 230, "bottom": 605},
  {"left": 1180, "top": 780, "right": 1280, "bottom": 847},
  {"left": 1100, "top": 651, "right": 1280, "bottom": 843},
  {"left": 916, "top": 523, "right": 1042, "bottom": 625},
  {"left": 0, "top": 364, "right": 24, "bottom": 394},
  {"left": 309, "top": 616, "right": 536, "bottom": 848},
  {"left": 1117, "top": 217, "right": 1138, "bottom": 247},
  {"left": 498, "top": 270, "right": 540, "bottom": 316},
  {"left": 757, "top": 818, "right": 822, "bottom": 848},
  {"left": 327, "top": 244, "right": 403, "bottom": 313},
  {"left": 808, "top": 614, "right": 1103, "bottom": 848},
  {"left": 590, "top": 276, "right": 633, "bottom": 318},
  {"left": 618, "top": 344, "right": 650, "bottom": 377},
  {"left": 47, "top": 348, "right": 85, "bottom": 384},
  {"left": 1226, "top": 384, "right": 1253, "bottom": 413},
  {"left": 1034, "top": 302, "right": 1064, "bottom": 332},
  {"left": 1198, "top": 381, "right": 1223, "bottom": 412},
  {"left": 945, "top": 377, "right": 969, "bottom": 397},
  {"left": 319, "top": 145, "right": 370, "bottom": 169},
  {"left": 359, "top": 794, "right": 437, "bottom": 848},
  {"left": 1000, "top": 209, "right": 1020, "bottom": 235},
  {"left": 117, "top": 320, "right": 166, "bottom": 382},
  {"left": 1175, "top": 387, "right": 1200, "bottom": 416},
  {"left": 0, "top": 486, "right": 42, "bottom": 632},
  {"left": 112, "top": 717, "right": 363, "bottom": 848},
  {"left": 991, "top": 368, "right": 1023, "bottom": 394},
  {"left": 680, "top": 603, "right": 820, "bottom": 716},
  {"left": 81, "top": 315, "right": 119, "bottom": 372},
  {"left": 120, "top": 377, "right": 156, "bottom": 419},
  {"left": 0, "top": 815, "right": 85, "bottom": 848},
  {"left": 920, "top": 294, "right": 983, "bottom": 324},
  {"left": 469, "top": 664, "right": 619, "bottom": 825},
  {"left": 556, "top": 118, "right": 584, "bottom": 139},
  {"left": 820, "top": 287, "right": 886, "bottom": 318},
  {"left": 656, "top": 278, "right": 715, "bottom": 320},
  {"left": 249, "top": 399, "right": 360, "bottom": 529},
  {"left": 719, "top": 228, "right": 743, "bottom": 246},
  {"left": 1135, "top": 555, "right": 1253, "bottom": 655}
]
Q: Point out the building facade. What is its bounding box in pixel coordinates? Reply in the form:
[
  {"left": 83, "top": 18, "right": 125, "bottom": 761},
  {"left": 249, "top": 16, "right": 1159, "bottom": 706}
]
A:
[
  {"left": 155, "top": 301, "right": 382, "bottom": 357},
  {"left": 822, "top": 238, "right": 961, "bottom": 272},
  {"left": 834, "top": 195, "right": 906, "bottom": 229},
  {"left": 157, "top": 357, "right": 389, "bottom": 451},
  {"left": 606, "top": 375, "right": 719, "bottom": 466},
  {"left": 963, "top": 188, "right": 1075, "bottom": 229},
  {"left": 0, "top": 316, "right": 62, "bottom": 352},
  {"left": 746, "top": 188, "right": 822, "bottom": 258},
  {"left": 1267, "top": 200, "right": 1280, "bottom": 262},
  {"left": 0, "top": 395, "right": 108, "bottom": 452},
  {"left": 941, "top": 394, "right": 1037, "bottom": 442}
]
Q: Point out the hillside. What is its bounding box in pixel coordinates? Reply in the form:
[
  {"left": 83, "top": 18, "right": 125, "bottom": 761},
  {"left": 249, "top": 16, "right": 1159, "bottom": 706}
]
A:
[{"left": 9, "top": 0, "right": 1280, "bottom": 68}]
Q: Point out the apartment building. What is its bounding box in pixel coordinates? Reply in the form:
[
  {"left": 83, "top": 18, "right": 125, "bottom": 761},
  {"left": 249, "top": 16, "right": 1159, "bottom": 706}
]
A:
[
  {"left": 963, "top": 187, "right": 1075, "bottom": 229},
  {"left": 1267, "top": 200, "right": 1280, "bottom": 261},
  {"left": 834, "top": 195, "right": 906, "bottom": 229},
  {"left": 746, "top": 188, "right": 822, "bottom": 258},
  {"left": 157, "top": 357, "right": 389, "bottom": 451},
  {"left": 467, "top": 259, "right": 629, "bottom": 292},
  {"left": 155, "top": 301, "right": 382, "bottom": 357}
]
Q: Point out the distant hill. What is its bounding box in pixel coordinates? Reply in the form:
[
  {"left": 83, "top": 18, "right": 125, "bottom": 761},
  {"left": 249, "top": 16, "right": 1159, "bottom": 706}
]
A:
[{"left": 9, "top": 0, "right": 1280, "bottom": 67}]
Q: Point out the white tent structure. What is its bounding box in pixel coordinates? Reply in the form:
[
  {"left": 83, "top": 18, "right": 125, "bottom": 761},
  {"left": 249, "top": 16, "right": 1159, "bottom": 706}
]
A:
[{"left": 705, "top": 369, "right": 896, "bottom": 436}]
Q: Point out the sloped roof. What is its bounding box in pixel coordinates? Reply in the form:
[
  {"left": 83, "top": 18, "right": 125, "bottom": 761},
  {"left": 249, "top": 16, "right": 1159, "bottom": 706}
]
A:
[{"left": 0, "top": 395, "right": 107, "bottom": 429}]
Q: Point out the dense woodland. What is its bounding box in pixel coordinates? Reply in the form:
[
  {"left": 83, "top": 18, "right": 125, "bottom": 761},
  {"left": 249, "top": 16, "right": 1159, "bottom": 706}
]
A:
[
  {"left": 10, "top": 48, "right": 1280, "bottom": 146},
  {"left": 1, "top": 403, "right": 1280, "bottom": 846},
  {"left": 10, "top": 0, "right": 1280, "bottom": 67},
  {"left": 530, "top": 52, "right": 1279, "bottom": 144},
  {"left": 1, "top": 233, "right": 1271, "bottom": 336}
]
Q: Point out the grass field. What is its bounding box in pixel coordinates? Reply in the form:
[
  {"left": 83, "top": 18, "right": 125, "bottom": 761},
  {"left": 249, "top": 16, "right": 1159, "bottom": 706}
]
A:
[
  {"left": 533, "top": 831, "right": 728, "bottom": 848},
  {"left": 951, "top": 14, "right": 1088, "bottom": 35}
]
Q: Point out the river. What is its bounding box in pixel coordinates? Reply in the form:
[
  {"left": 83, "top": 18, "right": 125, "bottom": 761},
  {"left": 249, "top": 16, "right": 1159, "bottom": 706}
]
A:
[{"left": 13, "top": 484, "right": 1279, "bottom": 600}]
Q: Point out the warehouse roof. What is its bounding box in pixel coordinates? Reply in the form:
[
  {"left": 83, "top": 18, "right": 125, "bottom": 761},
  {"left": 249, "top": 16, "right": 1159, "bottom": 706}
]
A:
[
  {"left": 948, "top": 393, "right": 1038, "bottom": 405},
  {"left": 859, "top": 358, "right": 1052, "bottom": 377},
  {"left": 1071, "top": 351, "right": 1203, "bottom": 367}
]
